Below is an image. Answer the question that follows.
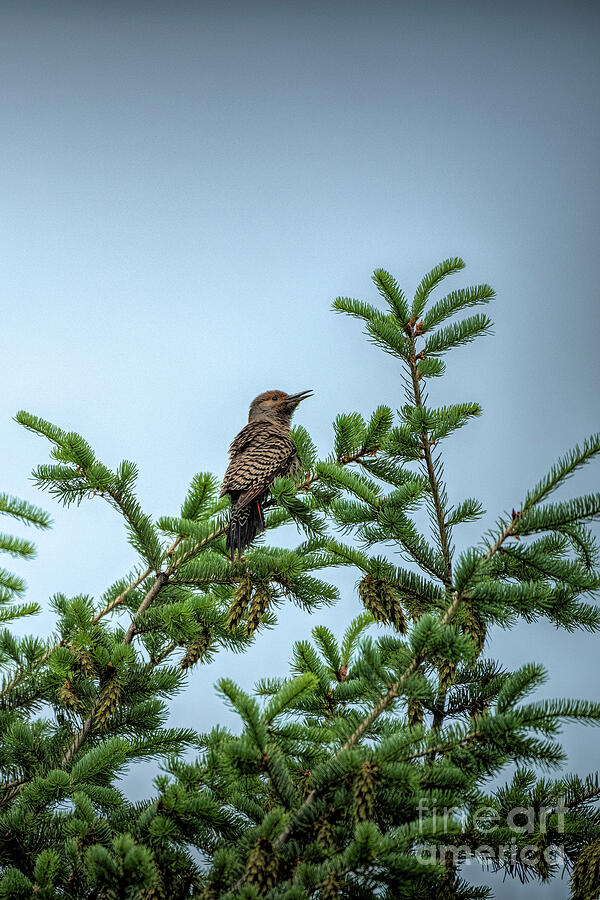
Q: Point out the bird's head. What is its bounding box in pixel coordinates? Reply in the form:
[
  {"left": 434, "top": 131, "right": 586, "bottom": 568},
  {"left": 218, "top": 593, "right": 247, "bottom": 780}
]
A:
[{"left": 248, "top": 389, "right": 313, "bottom": 426}]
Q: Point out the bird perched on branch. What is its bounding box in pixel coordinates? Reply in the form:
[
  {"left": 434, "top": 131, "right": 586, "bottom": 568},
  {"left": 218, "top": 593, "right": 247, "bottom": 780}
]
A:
[{"left": 221, "top": 389, "right": 313, "bottom": 557}]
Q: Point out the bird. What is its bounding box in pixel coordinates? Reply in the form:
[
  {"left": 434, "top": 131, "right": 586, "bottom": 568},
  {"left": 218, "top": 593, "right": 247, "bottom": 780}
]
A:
[{"left": 221, "top": 389, "right": 313, "bottom": 557}]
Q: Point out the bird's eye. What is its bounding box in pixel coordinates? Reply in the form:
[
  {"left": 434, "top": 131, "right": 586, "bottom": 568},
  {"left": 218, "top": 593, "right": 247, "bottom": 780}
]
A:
[{"left": 271, "top": 395, "right": 278, "bottom": 401}]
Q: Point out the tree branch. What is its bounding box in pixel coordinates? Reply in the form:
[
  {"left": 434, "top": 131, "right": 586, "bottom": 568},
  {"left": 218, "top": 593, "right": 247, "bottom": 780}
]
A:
[
  {"left": 0, "top": 447, "right": 386, "bottom": 807},
  {"left": 246, "top": 512, "right": 519, "bottom": 871},
  {"left": 407, "top": 325, "right": 453, "bottom": 587}
]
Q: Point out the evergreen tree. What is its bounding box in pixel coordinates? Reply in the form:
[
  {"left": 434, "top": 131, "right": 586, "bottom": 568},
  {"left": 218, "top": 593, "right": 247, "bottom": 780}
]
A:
[{"left": 1, "top": 259, "right": 599, "bottom": 898}]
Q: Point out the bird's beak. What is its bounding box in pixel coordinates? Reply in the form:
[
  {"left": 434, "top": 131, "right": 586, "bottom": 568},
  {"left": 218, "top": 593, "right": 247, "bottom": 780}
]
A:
[{"left": 285, "top": 390, "right": 313, "bottom": 406}]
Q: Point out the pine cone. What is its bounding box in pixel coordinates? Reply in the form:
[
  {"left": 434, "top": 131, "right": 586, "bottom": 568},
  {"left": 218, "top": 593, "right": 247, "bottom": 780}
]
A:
[
  {"left": 437, "top": 658, "right": 456, "bottom": 691},
  {"left": 94, "top": 671, "right": 122, "bottom": 730},
  {"left": 247, "top": 583, "right": 271, "bottom": 635},
  {"left": 407, "top": 697, "right": 424, "bottom": 726},
  {"left": 68, "top": 643, "right": 96, "bottom": 678},
  {"left": 321, "top": 871, "right": 344, "bottom": 900},
  {"left": 462, "top": 602, "right": 486, "bottom": 655},
  {"left": 143, "top": 876, "right": 166, "bottom": 900},
  {"left": 180, "top": 625, "right": 211, "bottom": 670},
  {"left": 245, "top": 836, "right": 278, "bottom": 894},
  {"left": 571, "top": 836, "right": 600, "bottom": 900},
  {"left": 317, "top": 813, "right": 335, "bottom": 855},
  {"left": 58, "top": 679, "right": 82, "bottom": 712},
  {"left": 227, "top": 573, "right": 252, "bottom": 630},
  {"left": 353, "top": 760, "right": 378, "bottom": 823},
  {"left": 358, "top": 575, "right": 407, "bottom": 634}
]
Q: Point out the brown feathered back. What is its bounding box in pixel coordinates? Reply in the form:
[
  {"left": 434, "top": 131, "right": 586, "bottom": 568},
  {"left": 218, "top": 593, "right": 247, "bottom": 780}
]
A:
[
  {"left": 221, "top": 421, "right": 299, "bottom": 506},
  {"left": 221, "top": 389, "right": 312, "bottom": 555}
]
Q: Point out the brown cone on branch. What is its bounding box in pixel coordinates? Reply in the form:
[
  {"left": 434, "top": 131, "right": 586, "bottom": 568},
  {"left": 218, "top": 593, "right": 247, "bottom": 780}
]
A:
[{"left": 221, "top": 389, "right": 312, "bottom": 556}]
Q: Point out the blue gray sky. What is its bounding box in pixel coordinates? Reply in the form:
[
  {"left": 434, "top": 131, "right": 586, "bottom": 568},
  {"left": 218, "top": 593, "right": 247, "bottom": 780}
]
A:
[{"left": 2, "top": 3, "right": 599, "bottom": 896}]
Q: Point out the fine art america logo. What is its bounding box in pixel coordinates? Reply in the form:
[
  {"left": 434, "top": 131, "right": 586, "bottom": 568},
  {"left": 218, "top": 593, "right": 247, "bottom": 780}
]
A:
[{"left": 415, "top": 798, "right": 568, "bottom": 866}]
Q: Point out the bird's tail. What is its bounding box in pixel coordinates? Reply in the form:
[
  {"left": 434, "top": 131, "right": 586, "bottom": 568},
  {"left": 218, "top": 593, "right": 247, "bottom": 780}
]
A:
[{"left": 226, "top": 497, "right": 265, "bottom": 556}]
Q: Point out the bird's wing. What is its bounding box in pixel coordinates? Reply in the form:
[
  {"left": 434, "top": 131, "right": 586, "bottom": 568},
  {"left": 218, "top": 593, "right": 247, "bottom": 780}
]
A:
[
  {"left": 227, "top": 422, "right": 263, "bottom": 456},
  {"left": 220, "top": 423, "right": 297, "bottom": 502}
]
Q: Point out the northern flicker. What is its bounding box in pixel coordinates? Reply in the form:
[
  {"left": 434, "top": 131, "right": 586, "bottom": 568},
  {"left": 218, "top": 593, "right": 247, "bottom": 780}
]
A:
[{"left": 221, "top": 389, "right": 312, "bottom": 556}]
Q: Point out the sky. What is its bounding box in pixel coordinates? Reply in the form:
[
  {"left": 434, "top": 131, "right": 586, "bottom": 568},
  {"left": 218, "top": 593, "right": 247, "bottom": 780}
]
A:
[{"left": 1, "top": 2, "right": 599, "bottom": 896}]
